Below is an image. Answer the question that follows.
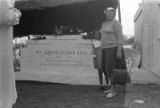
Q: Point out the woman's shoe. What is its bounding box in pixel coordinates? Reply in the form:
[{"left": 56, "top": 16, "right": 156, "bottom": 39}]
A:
[
  {"left": 104, "top": 89, "right": 111, "bottom": 93},
  {"left": 97, "top": 86, "right": 105, "bottom": 91},
  {"left": 106, "top": 92, "right": 116, "bottom": 98}
]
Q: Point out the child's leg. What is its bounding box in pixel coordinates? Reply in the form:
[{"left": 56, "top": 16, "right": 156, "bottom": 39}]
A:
[{"left": 98, "top": 69, "right": 103, "bottom": 85}]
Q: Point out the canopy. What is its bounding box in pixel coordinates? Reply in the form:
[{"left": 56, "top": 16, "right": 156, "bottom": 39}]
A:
[
  {"left": 15, "top": 0, "right": 118, "bottom": 10},
  {"left": 14, "top": 0, "right": 118, "bottom": 37}
]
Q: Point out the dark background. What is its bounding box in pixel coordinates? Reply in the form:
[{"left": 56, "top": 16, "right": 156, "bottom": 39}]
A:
[{"left": 14, "top": 0, "right": 118, "bottom": 37}]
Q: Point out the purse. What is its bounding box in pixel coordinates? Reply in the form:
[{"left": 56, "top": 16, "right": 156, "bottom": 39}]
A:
[{"left": 111, "top": 53, "right": 130, "bottom": 86}]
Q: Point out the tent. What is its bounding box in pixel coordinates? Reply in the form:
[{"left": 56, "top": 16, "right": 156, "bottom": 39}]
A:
[
  {"left": 15, "top": 0, "right": 118, "bottom": 10},
  {"left": 14, "top": 0, "right": 119, "bottom": 37}
]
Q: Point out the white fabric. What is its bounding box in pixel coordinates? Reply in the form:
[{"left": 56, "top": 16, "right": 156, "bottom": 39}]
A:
[{"left": 0, "top": 0, "right": 17, "bottom": 108}]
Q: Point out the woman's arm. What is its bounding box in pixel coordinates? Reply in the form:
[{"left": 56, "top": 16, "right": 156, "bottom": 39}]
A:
[{"left": 114, "top": 20, "right": 124, "bottom": 57}]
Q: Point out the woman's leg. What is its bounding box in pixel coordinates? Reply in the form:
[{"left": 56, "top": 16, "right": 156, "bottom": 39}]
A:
[
  {"left": 103, "top": 47, "right": 117, "bottom": 85},
  {"left": 102, "top": 49, "right": 109, "bottom": 85},
  {"left": 103, "top": 70, "right": 109, "bottom": 85},
  {"left": 102, "top": 47, "right": 118, "bottom": 97}
]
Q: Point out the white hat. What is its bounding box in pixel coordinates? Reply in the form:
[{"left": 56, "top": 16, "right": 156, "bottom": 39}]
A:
[
  {"left": 106, "top": 7, "right": 115, "bottom": 11},
  {"left": 104, "top": 7, "right": 116, "bottom": 14}
]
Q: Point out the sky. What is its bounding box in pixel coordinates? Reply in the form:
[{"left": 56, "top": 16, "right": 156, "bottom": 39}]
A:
[{"left": 119, "top": 0, "right": 142, "bottom": 37}]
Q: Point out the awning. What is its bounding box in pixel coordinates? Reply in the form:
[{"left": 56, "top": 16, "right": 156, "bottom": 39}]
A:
[
  {"left": 14, "top": 0, "right": 118, "bottom": 37},
  {"left": 15, "top": 0, "right": 118, "bottom": 10}
]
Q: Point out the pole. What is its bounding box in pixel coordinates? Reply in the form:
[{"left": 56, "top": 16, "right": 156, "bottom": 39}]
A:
[{"left": 117, "top": 0, "right": 122, "bottom": 23}]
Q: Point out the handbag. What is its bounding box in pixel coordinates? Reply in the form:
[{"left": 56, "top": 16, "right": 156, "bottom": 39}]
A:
[{"left": 111, "top": 54, "right": 130, "bottom": 86}]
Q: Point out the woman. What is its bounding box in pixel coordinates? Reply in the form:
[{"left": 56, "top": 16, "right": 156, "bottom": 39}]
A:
[
  {"left": 0, "top": 0, "right": 21, "bottom": 107},
  {"left": 99, "top": 7, "right": 124, "bottom": 98}
]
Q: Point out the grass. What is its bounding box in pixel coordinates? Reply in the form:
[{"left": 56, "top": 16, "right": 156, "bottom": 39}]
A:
[
  {"left": 13, "top": 81, "right": 126, "bottom": 108},
  {"left": 125, "top": 84, "right": 160, "bottom": 108},
  {"left": 13, "top": 81, "right": 160, "bottom": 108}
]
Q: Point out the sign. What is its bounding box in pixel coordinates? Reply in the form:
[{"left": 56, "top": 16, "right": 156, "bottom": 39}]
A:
[{"left": 19, "top": 38, "right": 99, "bottom": 85}]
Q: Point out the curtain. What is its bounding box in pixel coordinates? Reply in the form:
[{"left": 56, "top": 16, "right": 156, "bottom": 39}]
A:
[{"left": 0, "top": 0, "right": 17, "bottom": 108}]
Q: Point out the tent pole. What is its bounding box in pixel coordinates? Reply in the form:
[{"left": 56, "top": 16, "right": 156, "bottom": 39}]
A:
[{"left": 117, "top": 0, "right": 122, "bottom": 23}]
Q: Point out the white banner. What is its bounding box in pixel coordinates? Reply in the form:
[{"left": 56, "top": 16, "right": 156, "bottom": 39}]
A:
[{"left": 18, "top": 39, "right": 99, "bottom": 85}]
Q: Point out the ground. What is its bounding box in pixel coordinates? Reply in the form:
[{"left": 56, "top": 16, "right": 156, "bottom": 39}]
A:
[
  {"left": 13, "top": 81, "right": 160, "bottom": 108},
  {"left": 13, "top": 47, "right": 160, "bottom": 108}
]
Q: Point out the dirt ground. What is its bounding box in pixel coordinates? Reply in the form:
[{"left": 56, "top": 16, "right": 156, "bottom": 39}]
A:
[{"left": 13, "top": 81, "right": 160, "bottom": 108}]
